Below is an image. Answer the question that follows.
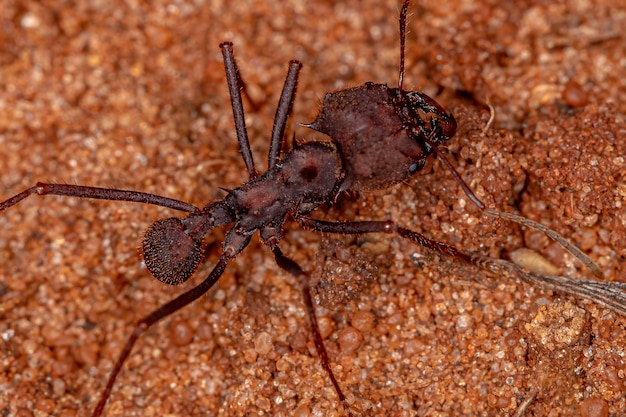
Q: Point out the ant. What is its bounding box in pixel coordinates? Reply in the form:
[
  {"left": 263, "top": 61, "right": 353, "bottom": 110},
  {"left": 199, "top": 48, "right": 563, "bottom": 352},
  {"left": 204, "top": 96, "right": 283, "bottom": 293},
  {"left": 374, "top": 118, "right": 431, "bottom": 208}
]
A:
[{"left": 1, "top": 0, "right": 620, "bottom": 415}]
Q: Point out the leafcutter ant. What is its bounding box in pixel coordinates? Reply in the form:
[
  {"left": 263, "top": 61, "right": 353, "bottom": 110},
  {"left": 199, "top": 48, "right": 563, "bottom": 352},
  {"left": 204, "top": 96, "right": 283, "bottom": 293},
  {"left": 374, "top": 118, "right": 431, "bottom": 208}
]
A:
[{"left": 1, "top": 1, "right": 622, "bottom": 416}]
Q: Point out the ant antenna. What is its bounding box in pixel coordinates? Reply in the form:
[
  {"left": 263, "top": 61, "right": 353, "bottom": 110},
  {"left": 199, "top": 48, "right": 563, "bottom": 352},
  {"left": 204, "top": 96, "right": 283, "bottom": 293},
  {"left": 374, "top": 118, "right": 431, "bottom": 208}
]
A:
[
  {"left": 421, "top": 128, "right": 602, "bottom": 278},
  {"left": 398, "top": 0, "right": 409, "bottom": 93},
  {"left": 421, "top": 129, "right": 485, "bottom": 210}
]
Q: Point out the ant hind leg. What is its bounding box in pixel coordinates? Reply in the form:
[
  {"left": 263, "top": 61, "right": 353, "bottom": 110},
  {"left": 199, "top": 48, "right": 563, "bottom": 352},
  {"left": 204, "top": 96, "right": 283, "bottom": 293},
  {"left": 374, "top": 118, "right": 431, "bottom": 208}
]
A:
[{"left": 0, "top": 182, "right": 199, "bottom": 213}]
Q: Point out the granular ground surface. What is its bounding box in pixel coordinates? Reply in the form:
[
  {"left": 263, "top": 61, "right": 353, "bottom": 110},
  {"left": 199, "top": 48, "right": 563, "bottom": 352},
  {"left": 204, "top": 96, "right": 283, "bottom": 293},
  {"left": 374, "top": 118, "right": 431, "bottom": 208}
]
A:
[{"left": 0, "top": 1, "right": 624, "bottom": 416}]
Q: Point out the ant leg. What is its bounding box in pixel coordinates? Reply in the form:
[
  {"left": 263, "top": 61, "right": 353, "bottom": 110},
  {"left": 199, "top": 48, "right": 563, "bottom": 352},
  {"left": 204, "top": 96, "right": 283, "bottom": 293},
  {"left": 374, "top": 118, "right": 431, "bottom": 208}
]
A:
[
  {"left": 92, "top": 249, "right": 238, "bottom": 417},
  {"left": 220, "top": 42, "right": 257, "bottom": 179},
  {"left": 268, "top": 243, "right": 354, "bottom": 417},
  {"left": 268, "top": 60, "right": 302, "bottom": 169},
  {"left": 0, "top": 182, "right": 199, "bottom": 213},
  {"left": 298, "top": 217, "right": 471, "bottom": 262},
  {"left": 298, "top": 217, "right": 626, "bottom": 316}
]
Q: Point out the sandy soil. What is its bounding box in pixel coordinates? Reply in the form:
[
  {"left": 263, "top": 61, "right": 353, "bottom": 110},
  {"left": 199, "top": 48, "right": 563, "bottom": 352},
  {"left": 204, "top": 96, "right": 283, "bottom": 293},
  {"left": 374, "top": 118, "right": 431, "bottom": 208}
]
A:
[{"left": 1, "top": 0, "right": 624, "bottom": 416}]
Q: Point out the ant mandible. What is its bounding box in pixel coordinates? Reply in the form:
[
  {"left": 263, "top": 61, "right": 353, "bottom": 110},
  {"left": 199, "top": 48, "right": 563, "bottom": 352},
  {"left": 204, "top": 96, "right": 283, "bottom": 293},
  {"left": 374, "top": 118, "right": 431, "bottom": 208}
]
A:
[{"left": 1, "top": 0, "right": 609, "bottom": 415}]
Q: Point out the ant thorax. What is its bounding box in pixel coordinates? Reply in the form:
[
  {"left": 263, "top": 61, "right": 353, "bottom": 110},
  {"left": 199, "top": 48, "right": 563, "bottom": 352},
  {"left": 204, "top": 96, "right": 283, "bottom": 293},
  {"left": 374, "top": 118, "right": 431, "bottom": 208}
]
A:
[{"left": 224, "top": 141, "right": 342, "bottom": 226}]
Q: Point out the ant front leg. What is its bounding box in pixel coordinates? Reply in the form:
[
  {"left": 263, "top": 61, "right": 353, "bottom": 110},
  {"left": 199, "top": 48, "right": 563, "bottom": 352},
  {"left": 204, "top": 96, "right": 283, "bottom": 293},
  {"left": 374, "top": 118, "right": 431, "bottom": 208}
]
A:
[
  {"left": 298, "top": 217, "right": 626, "bottom": 315},
  {"left": 268, "top": 60, "right": 302, "bottom": 169},
  {"left": 298, "top": 217, "right": 472, "bottom": 265}
]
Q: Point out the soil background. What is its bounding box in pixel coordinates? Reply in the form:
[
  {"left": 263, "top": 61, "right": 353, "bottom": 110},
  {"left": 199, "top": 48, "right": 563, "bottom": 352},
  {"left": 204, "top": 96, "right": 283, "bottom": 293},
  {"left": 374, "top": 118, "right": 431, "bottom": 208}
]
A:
[{"left": 1, "top": 0, "right": 625, "bottom": 416}]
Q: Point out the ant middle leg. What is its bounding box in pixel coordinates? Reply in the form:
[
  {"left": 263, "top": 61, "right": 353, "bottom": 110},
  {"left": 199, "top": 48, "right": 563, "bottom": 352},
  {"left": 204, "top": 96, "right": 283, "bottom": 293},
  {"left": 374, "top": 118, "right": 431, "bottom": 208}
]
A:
[
  {"left": 261, "top": 225, "right": 354, "bottom": 417},
  {"left": 220, "top": 42, "right": 257, "bottom": 179},
  {"left": 219, "top": 43, "right": 303, "bottom": 176}
]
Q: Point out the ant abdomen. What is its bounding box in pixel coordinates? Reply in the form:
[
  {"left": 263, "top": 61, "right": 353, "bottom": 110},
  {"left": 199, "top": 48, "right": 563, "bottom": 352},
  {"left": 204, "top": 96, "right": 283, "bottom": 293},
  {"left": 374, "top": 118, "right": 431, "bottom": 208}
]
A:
[{"left": 142, "top": 217, "right": 203, "bottom": 285}]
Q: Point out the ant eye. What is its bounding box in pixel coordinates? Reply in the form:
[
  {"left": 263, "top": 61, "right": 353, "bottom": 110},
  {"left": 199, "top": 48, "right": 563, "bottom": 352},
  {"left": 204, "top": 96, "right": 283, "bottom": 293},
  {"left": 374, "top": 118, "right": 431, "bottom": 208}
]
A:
[
  {"left": 408, "top": 161, "right": 423, "bottom": 174},
  {"left": 300, "top": 165, "right": 318, "bottom": 181},
  {"left": 142, "top": 217, "right": 203, "bottom": 285}
]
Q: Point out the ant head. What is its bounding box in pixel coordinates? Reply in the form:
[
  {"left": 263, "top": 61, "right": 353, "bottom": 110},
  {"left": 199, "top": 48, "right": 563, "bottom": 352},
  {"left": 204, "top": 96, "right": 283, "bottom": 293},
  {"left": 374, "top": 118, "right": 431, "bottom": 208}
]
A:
[
  {"left": 305, "top": 83, "right": 456, "bottom": 192},
  {"left": 303, "top": 0, "right": 455, "bottom": 193},
  {"left": 142, "top": 217, "right": 203, "bottom": 285},
  {"left": 398, "top": 91, "right": 457, "bottom": 140}
]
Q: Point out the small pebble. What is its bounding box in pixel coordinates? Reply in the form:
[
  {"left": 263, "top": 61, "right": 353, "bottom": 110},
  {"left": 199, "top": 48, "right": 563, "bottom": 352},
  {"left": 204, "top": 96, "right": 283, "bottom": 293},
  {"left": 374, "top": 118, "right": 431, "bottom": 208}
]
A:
[
  {"left": 169, "top": 319, "right": 194, "bottom": 346},
  {"left": 563, "top": 80, "right": 588, "bottom": 108}
]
